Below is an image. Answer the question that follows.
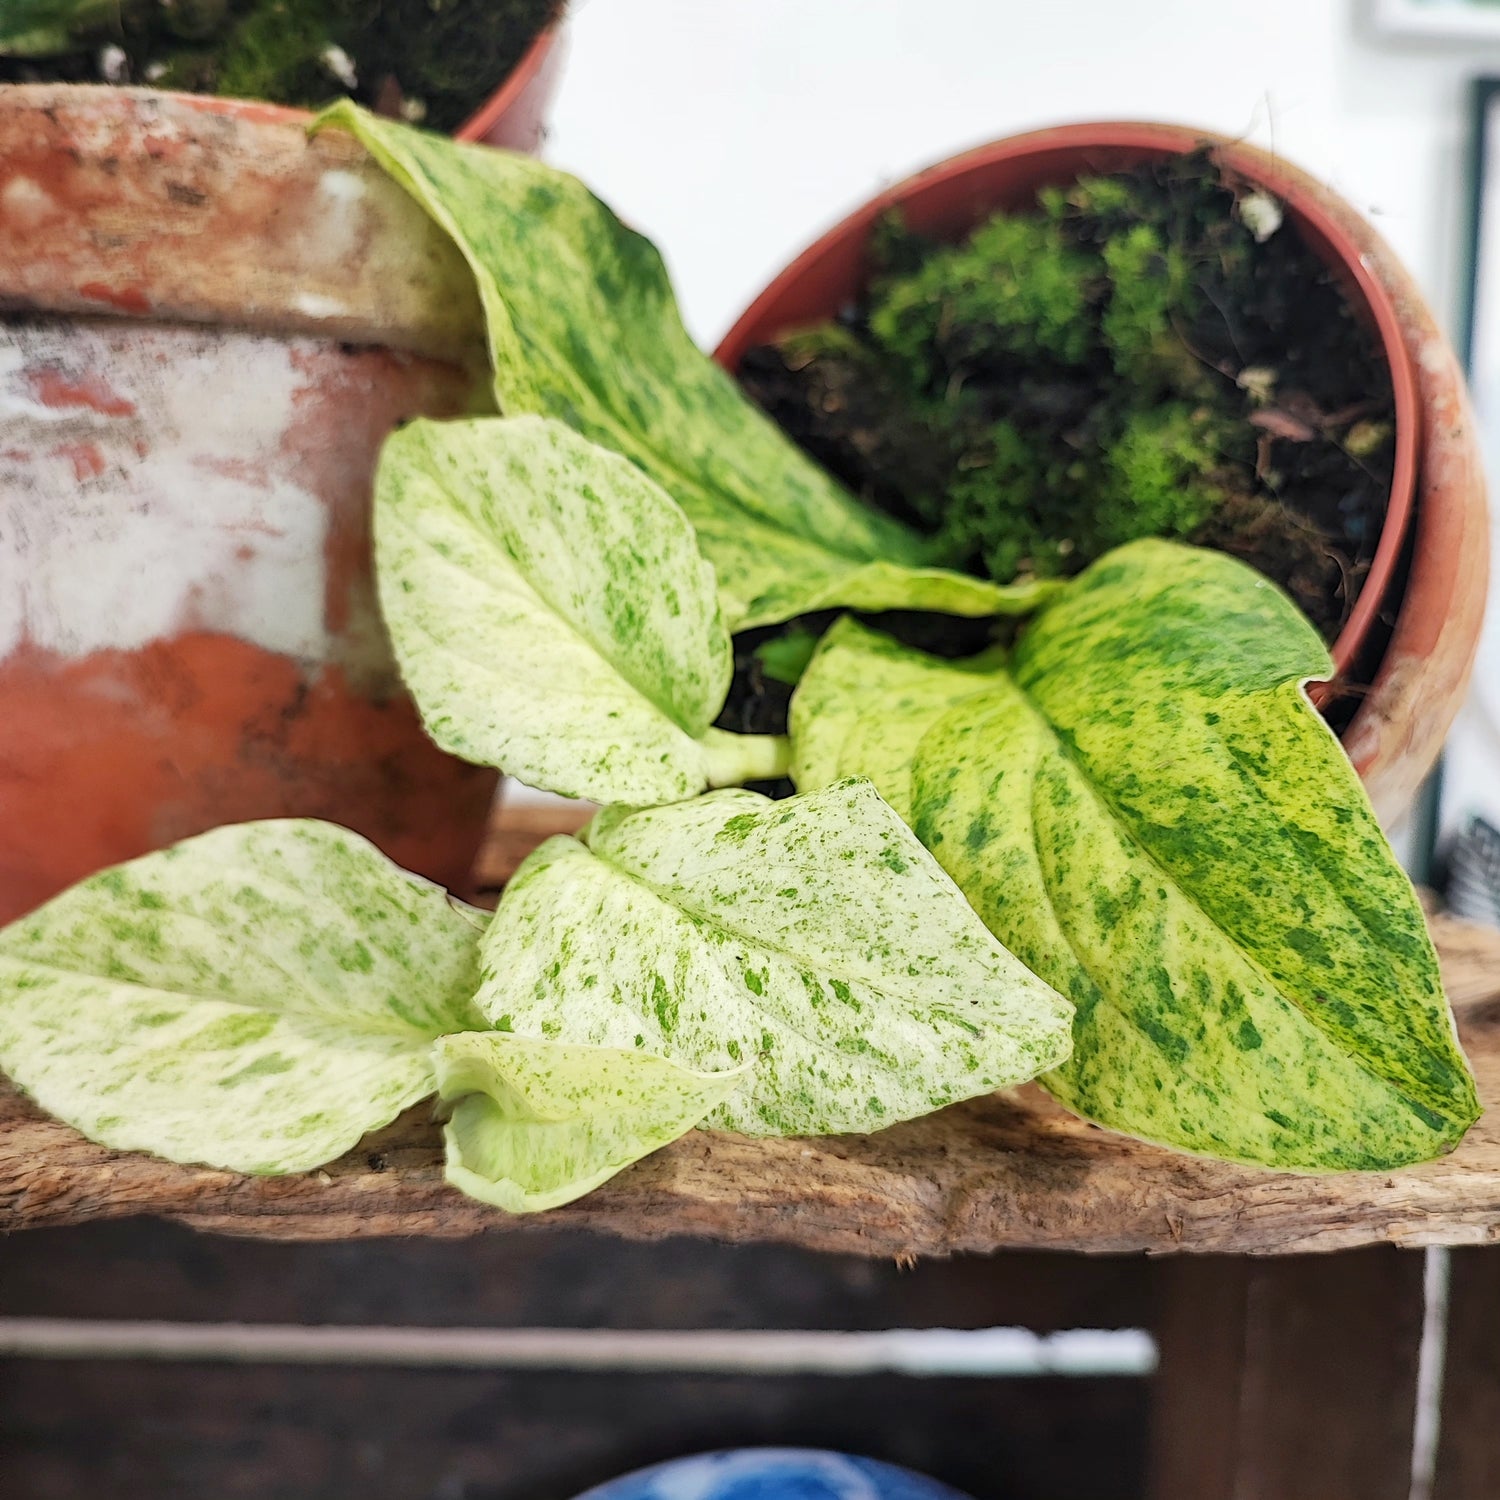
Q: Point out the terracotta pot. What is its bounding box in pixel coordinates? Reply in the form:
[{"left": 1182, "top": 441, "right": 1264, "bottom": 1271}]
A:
[
  {"left": 716, "top": 122, "right": 1488, "bottom": 825},
  {"left": 454, "top": 19, "right": 567, "bottom": 152},
  {"left": 0, "top": 85, "right": 500, "bottom": 923}
]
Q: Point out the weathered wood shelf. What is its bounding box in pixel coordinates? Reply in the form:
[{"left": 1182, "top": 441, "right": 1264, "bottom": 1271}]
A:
[{"left": 5, "top": 798, "right": 1500, "bottom": 1258}]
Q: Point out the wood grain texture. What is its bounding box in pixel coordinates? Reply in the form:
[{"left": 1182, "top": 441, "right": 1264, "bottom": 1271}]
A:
[
  {"left": 1432, "top": 1247, "right": 1500, "bottom": 1500},
  {"left": 1148, "top": 1249, "right": 1426, "bottom": 1500},
  {"left": 4, "top": 800, "right": 1500, "bottom": 1257}
]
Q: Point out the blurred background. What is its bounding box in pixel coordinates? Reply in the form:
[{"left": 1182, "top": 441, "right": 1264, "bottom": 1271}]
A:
[{"left": 550, "top": 1, "right": 1476, "bottom": 349}]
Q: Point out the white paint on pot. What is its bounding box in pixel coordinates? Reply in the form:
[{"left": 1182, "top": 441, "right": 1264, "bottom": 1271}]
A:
[
  {"left": 0, "top": 177, "right": 56, "bottom": 233},
  {"left": 0, "top": 318, "right": 330, "bottom": 664},
  {"left": 294, "top": 292, "right": 352, "bottom": 319},
  {"left": 312, "top": 169, "right": 376, "bottom": 267}
]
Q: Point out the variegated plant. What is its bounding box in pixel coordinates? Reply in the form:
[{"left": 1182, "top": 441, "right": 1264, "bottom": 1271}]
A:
[
  {"left": 792, "top": 543, "right": 1477, "bottom": 1170},
  {"left": 0, "top": 788, "right": 1074, "bottom": 1208},
  {"left": 316, "top": 100, "right": 1056, "bottom": 635},
  {"left": 0, "top": 109, "right": 1476, "bottom": 1213}
]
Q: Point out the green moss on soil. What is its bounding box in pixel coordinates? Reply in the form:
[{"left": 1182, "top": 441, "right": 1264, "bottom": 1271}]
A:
[
  {"left": 738, "top": 152, "right": 1397, "bottom": 649},
  {"left": 1, "top": 0, "right": 559, "bottom": 133}
]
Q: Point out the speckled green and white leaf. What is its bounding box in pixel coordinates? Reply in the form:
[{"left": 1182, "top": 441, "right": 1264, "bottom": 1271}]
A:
[
  {"left": 0, "top": 821, "right": 488, "bottom": 1175},
  {"left": 435, "top": 1031, "right": 747, "bottom": 1212},
  {"left": 706, "top": 533, "right": 1064, "bottom": 633},
  {"left": 317, "top": 103, "right": 912, "bottom": 563},
  {"left": 791, "top": 616, "right": 1006, "bottom": 820},
  {"left": 377, "top": 414, "right": 731, "bottom": 803},
  {"left": 792, "top": 539, "right": 1480, "bottom": 1170},
  {"left": 319, "top": 104, "right": 1042, "bottom": 632},
  {"left": 723, "top": 561, "right": 1062, "bottom": 636},
  {"left": 475, "top": 779, "right": 1073, "bottom": 1136}
]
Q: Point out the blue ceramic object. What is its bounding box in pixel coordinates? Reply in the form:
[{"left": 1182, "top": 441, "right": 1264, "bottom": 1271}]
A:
[{"left": 571, "top": 1449, "right": 977, "bottom": 1500}]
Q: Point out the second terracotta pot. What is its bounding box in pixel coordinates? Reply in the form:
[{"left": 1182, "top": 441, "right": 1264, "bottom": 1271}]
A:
[
  {"left": 454, "top": 19, "right": 567, "bottom": 152},
  {"left": 716, "top": 122, "right": 1488, "bottom": 825}
]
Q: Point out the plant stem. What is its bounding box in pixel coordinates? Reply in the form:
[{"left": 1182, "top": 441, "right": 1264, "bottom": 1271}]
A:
[{"left": 700, "top": 728, "right": 793, "bottom": 788}]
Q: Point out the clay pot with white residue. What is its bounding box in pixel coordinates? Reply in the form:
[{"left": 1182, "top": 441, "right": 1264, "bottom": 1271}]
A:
[{"left": 0, "top": 85, "right": 498, "bottom": 921}]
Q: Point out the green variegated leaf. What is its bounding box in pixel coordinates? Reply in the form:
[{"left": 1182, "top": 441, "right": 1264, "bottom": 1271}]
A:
[
  {"left": 435, "top": 1031, "right": 747, "bottom": 1213},
  {"left": 703, "top": 534, "right": 1062, "bottom": 633},
  {"left": 475, "top": 779, "right": 1073, "bottom": 1136},
  {"left": 791, "top": 616, "right": 1007, "bottom": 822},
  {"left": 790, "top": 540, "right": 1479, "bottom": 1171},
  {"left": 0, "top": 821, "right": 489, "bottom": 1174},
  {"left": 376, "top": 414, "right": 733, "bottom": 803},
  {"left": 317, "top": 103, "right": 1049, "bottom": 630}
]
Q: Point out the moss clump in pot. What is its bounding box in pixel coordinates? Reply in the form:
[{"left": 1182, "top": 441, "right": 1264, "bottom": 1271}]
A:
[
  {"left": 738, "top": 152, "right": 1397, "bottom": 647},
  {"left": 0, "top": 0, "right": 559, "bottom": 133}
]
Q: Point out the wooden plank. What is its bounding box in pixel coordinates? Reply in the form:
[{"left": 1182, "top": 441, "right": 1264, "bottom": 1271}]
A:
[
  {"left": 0, "top": 1361, "right": 1149, "bottom": 1500},
  {"left": 5, "top": 1004, "right": 1498, "bottom": 1257},
  {"left": 0, "top": 1216, "right": 1154, "bottom": 1500},
  {"left": 1432, "top": 1248, "right": 1500, "bottom": 1498},
  {"left": 4, "top": 799, "right": 1500, "bottom": 1257},
  {"left": 1145, "top": 1258, "right": 1248, "bottom": 1499},
  {"left": 0, "top": 1218, "right": 1153, "bottom": 1332},
  {"left": 471, "top": 796, "right": 595, "bottom": 894},
  {"left": 1149, "top": 1249, "right": 1427, "bottom": 1500}
]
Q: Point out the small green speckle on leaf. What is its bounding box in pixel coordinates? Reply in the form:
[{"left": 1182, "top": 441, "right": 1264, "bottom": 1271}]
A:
[
  {"left": 0, "top": 820, "right": 489, "bottom": 1175},
  {"left": 473, "top": 780, "right": 1072, "bottom": 1137}
]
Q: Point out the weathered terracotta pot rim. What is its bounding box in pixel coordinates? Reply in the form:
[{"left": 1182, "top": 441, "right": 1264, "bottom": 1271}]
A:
[
  {"left": 714, "top": 120, "right": 1421, "bottom": 693},
  {"left": 0, "top": 86, "right": 489, "bottom": 365}
]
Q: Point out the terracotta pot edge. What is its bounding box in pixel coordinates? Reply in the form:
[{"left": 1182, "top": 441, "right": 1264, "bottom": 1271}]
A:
[{"left": 0, "top": 84, "right": 487, "bottom": 367}]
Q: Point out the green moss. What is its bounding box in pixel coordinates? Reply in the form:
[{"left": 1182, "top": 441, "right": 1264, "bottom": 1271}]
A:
[
  {"left": 1039, "top": 174, "right": 1139, "bottom": 230},
  {"left": 867, "top": 213, "right": 1097, "bottom": 388},
  {"left": 931, "top": 420, "right": 1069, "bottom": 581},
  {"left": 854, "top": 200, "right": 1229, "bottom": 581},
  {"left": 0, "top": 0, "right": 125, "bottom": 55},
  {"left": 1099, "top": 224, "right": 1212, "bottom": 397},
  {"left": 1092, "top": 404, "right": 1230, "bottom": 551},
  {"left": 2, "top": 0, "right": 557, "bottom": 132},
  {"left": 741, "top": 157, "right": 1304, "bottom": 593},
  {"left": 213, "top": 0, "right": 334, "bottom": 106},
  {"left": 324, "top": 0, "right": 558, "bottom": 131}
]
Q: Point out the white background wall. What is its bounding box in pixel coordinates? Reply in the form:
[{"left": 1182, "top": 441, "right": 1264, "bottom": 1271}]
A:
[{"left": 547, "top": 0, "right": 1500, "bottom": 345}]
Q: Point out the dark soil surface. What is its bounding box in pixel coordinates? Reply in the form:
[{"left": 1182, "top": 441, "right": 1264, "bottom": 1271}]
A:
[
  {"left": 715, "top": 610, "right": 1013, "bottom": 779},
  {"left": 0, "top": 0, "right": 558, "bottom": 133},
  {"left": 738, "top": 151, "right": 1397, "bottom": 652}
]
